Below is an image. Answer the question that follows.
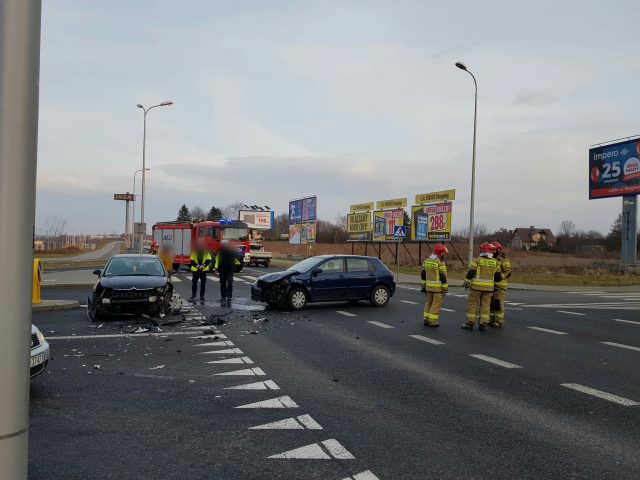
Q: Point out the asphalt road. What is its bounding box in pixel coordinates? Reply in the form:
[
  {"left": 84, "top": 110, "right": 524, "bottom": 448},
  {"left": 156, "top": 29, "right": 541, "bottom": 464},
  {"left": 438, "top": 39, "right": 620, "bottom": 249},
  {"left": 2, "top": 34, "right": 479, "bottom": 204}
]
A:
[
  {"left": 30, "top": 267, "right": 640, "bottom": 479},
  {"left": 42, "top": 241, "right": 122, "bottom": 264}
]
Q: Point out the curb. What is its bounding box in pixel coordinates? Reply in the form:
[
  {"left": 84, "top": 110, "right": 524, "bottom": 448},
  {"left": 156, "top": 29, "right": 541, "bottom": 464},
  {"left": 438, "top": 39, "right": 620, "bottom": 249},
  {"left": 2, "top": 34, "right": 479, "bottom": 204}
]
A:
[{"left": 32, "top": 300, "right": 80, "bottom": 312}]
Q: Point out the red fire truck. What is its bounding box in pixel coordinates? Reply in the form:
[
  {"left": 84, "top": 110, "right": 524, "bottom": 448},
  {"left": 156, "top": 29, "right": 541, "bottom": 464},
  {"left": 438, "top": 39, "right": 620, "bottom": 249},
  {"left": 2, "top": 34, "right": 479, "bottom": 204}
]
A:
[{"left": 152, "top": 220, "right": 251, "bottom": 272}]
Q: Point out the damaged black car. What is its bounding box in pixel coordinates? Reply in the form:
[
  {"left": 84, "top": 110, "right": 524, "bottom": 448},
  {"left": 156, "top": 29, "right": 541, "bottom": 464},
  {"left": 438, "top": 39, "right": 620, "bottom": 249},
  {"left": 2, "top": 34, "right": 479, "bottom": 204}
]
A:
[
  {"left": 251, "top": 255, "right": 395, "bottom": 310},
  {"left": 88, "top": 254, "right": 173, "bottom": 320}
]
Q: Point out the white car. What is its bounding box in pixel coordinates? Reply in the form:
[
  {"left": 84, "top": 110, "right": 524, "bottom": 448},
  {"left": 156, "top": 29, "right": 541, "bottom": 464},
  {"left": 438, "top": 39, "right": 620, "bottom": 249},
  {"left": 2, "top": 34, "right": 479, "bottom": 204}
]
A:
[{"left": 31, "top": 324, "right": 50, "bottom": 379}]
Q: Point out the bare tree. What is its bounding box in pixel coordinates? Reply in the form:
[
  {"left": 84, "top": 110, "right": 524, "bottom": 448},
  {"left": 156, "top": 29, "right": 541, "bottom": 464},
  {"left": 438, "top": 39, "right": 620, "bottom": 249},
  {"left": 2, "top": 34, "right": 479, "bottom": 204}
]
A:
[
  {"left": 558, "top": 220, "right": 577, "bottom": 239},
  {"left": 223, "top": 201, "right": 245, "bottom": 221},
  {"left": 189, "top": 206, "right": 206, "bottom": 221},
  {"left": 43, "top": 216, "right": 67, "bottom": 251}
]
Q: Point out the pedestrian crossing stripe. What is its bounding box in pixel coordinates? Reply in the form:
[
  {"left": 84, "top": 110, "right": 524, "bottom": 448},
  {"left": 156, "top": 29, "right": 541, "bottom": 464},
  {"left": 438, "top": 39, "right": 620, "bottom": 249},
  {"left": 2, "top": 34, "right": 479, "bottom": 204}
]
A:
[
  {"left": 214, "top": 367, "right": 266, "bottom": 376},
  {"left": 235, "top": 395, "right": 299, "bottom": 409},
  {"left": 268, "top": 439, "right": 354, "bottom": 459},
  {"left": 206, "top": 356, "right": 254, "bottom": 364},
  {"left": 249, "top": 414, "right": 322, "bottom": 430},
  {"left": 342, "top": 471, "right": 380, "bottom": 480},
  {"left": 225, "top": 380, "right": 280, "bottom": 390}
]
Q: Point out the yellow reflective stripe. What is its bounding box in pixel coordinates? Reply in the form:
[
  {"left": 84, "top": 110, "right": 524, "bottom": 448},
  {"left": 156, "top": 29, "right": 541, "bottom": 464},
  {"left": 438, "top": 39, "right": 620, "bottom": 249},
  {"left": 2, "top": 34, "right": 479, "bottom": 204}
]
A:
[{"left": 471, "top": 279, "right": 494, "bottom": 286}]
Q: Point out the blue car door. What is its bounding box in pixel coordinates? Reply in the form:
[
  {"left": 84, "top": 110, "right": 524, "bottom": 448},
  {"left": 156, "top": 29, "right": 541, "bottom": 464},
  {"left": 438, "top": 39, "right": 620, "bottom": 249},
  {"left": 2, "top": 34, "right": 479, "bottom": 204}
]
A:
[
  {"left": 311, "top": 258, "right": 348, "bottom": 301},
  {"left": 346, "top": 258, "right": 377, "bottom": 299}
]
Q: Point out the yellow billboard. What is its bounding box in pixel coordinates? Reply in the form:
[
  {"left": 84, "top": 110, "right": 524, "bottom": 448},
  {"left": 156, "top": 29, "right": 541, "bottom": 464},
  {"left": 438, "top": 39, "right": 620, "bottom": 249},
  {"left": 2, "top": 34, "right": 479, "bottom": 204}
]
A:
[
  {"left": 415, "top": 189, "right": 456, "bottom": 205},
  {"left": 410, "top": 202, "right": 452, "bottom": 241},
  {"left": 376, "top": 198, "right": 407, "bottom": 210},
  {"left": 350, "top": 202, "right": 374, "bottom": 213},
  {"left": 347, "top": 212, "right": 372, "bottom": 242},
  {"left": 372, "top": 209, "right": 404, "bottom": 242}
]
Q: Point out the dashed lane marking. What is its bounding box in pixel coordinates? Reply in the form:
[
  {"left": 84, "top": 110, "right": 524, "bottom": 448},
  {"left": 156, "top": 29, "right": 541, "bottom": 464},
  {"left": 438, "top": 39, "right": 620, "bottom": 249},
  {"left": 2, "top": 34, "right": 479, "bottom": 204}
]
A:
[
  {"left": 470, "top": 354, "right": 522, "bottom": 369},
  {"left": 225, "top": 380, "right": 280, "bottom": 390},
  {"left": 564, "top": 291, "right": 607, "bottom": 294},
  {"left": 601, "top": 341, "right": 640, "bottom": 353},
  {"left": 236, "top": 395, "right": 299, "bottom": 409},
  {"left": 614, "top": 319, "right": 640, "bottom": 325},
  {"left": 206, "top": 356, "right": 254, "bottom": 365},
  {"left": 557, "top": 310, "right": 586, "bottom": 316},
  {"left": 367, "top": 321, "right": 394, "bottom": 329},
  {"left": 441, "top": 308, "right": 455, "bottom": 312},
  {"left": 409, "top": 334, "right": 445, "bottom": 345},
  {"left": 401, "top": 300, "right": 419, "bottom": 305},
  {"left": 561, "top": 383, "right": 640, "bottom": 406},
  {"left": 528, "top": 326, "right": 568, "bottom": 335},
  {"left": 342, "top": 471, "right": 381, "bottom": 480},
  {"left": 47, "top": 331, "right": 208, "bottom": 341},
  {"left": 268, "top": 439, "right": 355, "bottom": 460},
  {"left": 249, "top": 414, "right": 322, "bottom": 430},
  {"left": 336, "top": 311, "right": 357, "bottom": 317},
  {"left": 214, "top": 367, "right": 266, "bottom": 376},
  {"left": 199, "top": 348, "right": 244, "bottom": 355}
]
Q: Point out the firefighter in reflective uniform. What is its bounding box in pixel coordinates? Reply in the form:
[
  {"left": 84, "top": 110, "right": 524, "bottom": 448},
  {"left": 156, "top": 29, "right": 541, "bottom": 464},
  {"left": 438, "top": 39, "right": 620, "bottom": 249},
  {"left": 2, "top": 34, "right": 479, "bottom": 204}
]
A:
[
  {"left": 420, "top": 244, "right": 449, "bottom": 327},
  {"left": 190, "top": 241, "right": 212, "bottom": 301},
  {"left": 461, "top": 242, "right": 500, "bottom": 331},
  {"left": 490, "top": 241, "right": 512, "bottom": 327}
]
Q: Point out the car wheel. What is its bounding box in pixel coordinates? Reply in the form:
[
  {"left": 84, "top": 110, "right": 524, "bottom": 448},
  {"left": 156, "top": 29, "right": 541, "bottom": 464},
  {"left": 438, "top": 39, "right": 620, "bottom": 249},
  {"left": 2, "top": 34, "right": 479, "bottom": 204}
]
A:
[
  {"left": 288, "top": 287, "right": 308, "bottom": 311},
  {"left": 370, "top": 285, "right": 390, "bottom": 307}
]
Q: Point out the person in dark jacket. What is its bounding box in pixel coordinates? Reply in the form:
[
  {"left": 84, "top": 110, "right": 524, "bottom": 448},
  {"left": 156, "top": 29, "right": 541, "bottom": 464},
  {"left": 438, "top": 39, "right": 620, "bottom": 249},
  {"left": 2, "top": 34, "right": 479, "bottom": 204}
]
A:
[{"left": 214, "top": 241, "right": 242, "bottom": 303}]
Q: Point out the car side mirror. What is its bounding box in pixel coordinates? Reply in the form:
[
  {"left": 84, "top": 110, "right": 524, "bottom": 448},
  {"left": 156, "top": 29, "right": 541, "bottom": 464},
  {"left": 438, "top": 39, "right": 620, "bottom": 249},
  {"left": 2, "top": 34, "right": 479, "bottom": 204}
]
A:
[
  {"left": 313, "top": 268, "right": 322, "bottom": 276},
  {"left": 92, "top": 269, "right": 101, "bottom": 276}
]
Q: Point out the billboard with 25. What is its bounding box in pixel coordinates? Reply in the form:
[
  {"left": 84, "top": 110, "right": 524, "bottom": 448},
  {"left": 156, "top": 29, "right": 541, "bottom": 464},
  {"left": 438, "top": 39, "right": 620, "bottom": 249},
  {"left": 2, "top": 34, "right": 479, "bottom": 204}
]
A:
[
  {"left": 238, "top": 210, "right": 274, "bottom": 230},
  {"left": 411, "top": 202, "right": 452, "bottom": 241},
  {"left": 289, "top": 196, "right": 317, "bottom": 223},
  {"left": 372, "top": 209, "right": 404, "bottom": 242},
  {"left": 289, "top": 222, "right": 316, "bottom": 245},
  {"left": 589, "top": 139, "right": 640, "bottom": 199},
  {"left": 347, "top": 212, "right": 372, "bottom": 242}
]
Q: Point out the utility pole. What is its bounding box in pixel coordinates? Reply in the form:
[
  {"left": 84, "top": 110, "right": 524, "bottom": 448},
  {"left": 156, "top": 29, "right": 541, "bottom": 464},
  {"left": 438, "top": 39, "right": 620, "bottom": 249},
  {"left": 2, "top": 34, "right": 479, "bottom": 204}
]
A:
[{"left": 0, "top": 1, "right": 42, "bottom": 479}]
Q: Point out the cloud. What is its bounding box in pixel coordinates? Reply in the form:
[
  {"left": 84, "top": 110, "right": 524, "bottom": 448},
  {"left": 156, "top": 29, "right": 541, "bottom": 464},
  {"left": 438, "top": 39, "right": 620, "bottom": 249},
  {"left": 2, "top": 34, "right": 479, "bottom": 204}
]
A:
[{"left": 513, "top": 91, "right": 558, "bottom": 106}]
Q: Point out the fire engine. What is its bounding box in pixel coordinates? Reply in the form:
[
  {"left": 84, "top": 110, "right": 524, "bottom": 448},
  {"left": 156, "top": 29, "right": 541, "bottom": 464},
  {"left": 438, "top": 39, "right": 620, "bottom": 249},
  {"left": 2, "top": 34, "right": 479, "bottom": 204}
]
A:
[{"left": 152, "top": 220, "right": 250, "bottom": 272}]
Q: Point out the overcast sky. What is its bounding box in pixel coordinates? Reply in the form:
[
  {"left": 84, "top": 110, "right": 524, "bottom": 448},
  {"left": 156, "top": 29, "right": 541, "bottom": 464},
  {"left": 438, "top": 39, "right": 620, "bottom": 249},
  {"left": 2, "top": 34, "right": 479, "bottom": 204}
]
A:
[{"left": 37, "top": 0, "right": 640, "bottom": 235}]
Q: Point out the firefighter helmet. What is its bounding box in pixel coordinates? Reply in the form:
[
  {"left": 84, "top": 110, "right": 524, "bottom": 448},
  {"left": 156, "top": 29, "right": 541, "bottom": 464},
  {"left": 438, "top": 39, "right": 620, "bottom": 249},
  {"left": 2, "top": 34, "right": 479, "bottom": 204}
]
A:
[
  {"left": 480, "top": 242, "right": 495, "bottom": 254},
  {"left": 433, "top": 244, "right": 449, "bottom": 257},
  {"left": 150, "top": 241, "right": 159, "bottom": 250},
  {"left": 491, "top": 241, "right": 503, "bottom": 254}
]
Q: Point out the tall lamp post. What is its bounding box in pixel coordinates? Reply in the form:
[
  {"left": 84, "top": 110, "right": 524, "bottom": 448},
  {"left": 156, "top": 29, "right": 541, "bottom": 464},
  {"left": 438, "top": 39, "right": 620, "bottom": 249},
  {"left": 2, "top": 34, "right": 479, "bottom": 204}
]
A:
[
  {"left": 131, "top": 168, "right": 149, "bottom": 253},
  {"left": 455, "top": 62, "right": 478, "bottom": 263},
  {"left": 136, "top": 100, "right": 172, "bottom": 253}
]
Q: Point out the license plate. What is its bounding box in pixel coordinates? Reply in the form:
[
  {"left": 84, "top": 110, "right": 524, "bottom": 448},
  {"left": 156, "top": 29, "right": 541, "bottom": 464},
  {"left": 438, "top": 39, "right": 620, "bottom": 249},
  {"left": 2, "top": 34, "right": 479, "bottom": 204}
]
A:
[{"left": 30, "top": 353, "right": 45, "bottom": 368}]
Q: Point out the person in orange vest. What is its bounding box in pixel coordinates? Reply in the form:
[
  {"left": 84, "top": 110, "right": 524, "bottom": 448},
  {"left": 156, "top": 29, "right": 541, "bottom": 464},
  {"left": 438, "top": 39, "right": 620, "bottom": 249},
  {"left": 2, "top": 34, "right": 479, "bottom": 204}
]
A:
[
  {"left": 490, "top": 241, "right": 512, "bottom": 327},
  {"left": 420, "top": 244, "right": 449, "bottom": 327},
  {"left": 461, "top": 242, "right": 500, "bottom": 331}
]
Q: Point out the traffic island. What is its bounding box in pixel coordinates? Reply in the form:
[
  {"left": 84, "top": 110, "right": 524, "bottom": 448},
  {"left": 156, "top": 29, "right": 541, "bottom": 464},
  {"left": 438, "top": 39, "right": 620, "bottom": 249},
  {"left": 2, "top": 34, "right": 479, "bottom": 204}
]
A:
[{"left": 32, "top": 299, "right": 80, "bottom": 312}]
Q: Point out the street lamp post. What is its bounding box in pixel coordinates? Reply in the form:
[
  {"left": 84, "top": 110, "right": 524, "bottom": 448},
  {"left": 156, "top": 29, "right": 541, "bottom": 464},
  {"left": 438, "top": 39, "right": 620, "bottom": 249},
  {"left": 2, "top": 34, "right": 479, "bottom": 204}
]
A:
[
  {"left": 455, "top": 62, "right": 478, "bottom": 263},
  {"left": 136, "top": 101, "right": 173, "bottom": 253},
  {"left": 131, "top": 168, "right": 149, "bottom": 253}
]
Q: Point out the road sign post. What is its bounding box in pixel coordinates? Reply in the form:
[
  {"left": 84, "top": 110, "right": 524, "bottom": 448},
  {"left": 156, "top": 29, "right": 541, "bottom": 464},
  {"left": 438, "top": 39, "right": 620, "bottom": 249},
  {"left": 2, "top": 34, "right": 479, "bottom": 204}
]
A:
[
  {"left": 0, "top": 1, "right": 42, "bottom": 478},
  {"left": 621, "top": 196, "right": 638, "bottom": 271}
]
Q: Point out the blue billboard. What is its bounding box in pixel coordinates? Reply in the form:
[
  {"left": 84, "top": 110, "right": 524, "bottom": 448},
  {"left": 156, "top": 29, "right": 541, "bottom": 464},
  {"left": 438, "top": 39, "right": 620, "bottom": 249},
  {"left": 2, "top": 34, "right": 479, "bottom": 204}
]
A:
[{"left": 589, "top": 139, "right": 640, "bottom": 199}]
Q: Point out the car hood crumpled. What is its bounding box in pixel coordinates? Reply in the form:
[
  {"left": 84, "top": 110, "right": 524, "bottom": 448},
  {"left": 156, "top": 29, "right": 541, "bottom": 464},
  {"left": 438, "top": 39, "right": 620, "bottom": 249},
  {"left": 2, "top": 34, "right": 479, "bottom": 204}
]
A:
[
  {"left": 100, "top": 276, "right": 168, "bottom": 290},
  {"left": 258, "top": 271, "right": 298, "bottom": 283}
]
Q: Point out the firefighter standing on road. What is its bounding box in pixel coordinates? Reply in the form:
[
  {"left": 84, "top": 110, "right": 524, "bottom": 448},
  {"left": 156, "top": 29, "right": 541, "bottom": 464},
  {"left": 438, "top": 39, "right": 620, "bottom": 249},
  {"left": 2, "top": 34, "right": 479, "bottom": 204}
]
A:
[
  {"left": 189, "top": 240, "right": 212, "bottom": 302},
  {"left": 214, "top": 241, "right": 242, "bottom": 304},
  {"left": 490, "top": 241, "right": 512, "bottom": 327},
  {"left": 420, "top": 244, "right": 449, "bottom": 327},
  {"left": 461, "top": 242, "right": 500, "bottom": 331}
]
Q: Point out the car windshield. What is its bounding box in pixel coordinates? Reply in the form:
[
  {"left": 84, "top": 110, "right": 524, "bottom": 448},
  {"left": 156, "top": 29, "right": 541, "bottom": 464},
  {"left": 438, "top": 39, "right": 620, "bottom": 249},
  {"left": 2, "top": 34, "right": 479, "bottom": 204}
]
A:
[
  {"left": 103, "top": 257, "right": 165, "bottom": 277},
  {"left": 287, "top": 257, "right": 324, "bottom": 273},
  {"left": 221, "top": 227, "right": 249, "bottom": 241}
]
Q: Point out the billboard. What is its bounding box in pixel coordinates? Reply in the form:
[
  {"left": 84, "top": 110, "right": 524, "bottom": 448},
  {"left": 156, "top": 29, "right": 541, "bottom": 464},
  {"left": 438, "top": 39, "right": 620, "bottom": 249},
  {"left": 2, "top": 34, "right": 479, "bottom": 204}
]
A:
[
  {"left": 289, "top": 222, "right": 316, "bottom": 245},
  {"left": 350, "top": 202, "right": 374, "bottom": 213},
  {"left": 411, "top": 202, "right": 452, "bottom": 240},
  {"left": 239, "top": 210, "right": 274, "bottom": 230},
  {"left": 114, "top": 193, "right": 135, "bottom": 201},
  {"left": 347, "top": 212, "right": 372, "bottom": 242},
  {"left": 372, "top": 209, "right": 404, "bottom": 242},
  {"left": 289, "top": 196, "right": 317, "bottom": 223},
  {"left": 415, "top": 189, "right": 456, "bottom": 204},
  {"left": 376, "top": 198, "right": 407, "bottom": 210},
  {"left": 589, "top": 139, "right": 640, "bottom": 199}
]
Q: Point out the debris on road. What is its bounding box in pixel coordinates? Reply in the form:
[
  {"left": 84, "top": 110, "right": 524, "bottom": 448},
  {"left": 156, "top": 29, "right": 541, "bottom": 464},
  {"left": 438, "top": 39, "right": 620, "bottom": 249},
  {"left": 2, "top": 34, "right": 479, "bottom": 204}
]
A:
[{"left": 149, "top": 365, "right": 165, "bottom": 370}]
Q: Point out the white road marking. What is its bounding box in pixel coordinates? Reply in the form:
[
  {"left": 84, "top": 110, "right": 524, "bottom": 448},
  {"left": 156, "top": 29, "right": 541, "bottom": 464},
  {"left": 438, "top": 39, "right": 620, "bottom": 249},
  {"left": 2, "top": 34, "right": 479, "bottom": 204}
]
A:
[
  {"left": 199, "top": 348, "right": 243, "bottom": 355},
  {"left": 614, "top": 318, "right": 640, "bottom": 325},
  {"left": 564, "top": 291, "right": 607, "bottom": 294},
  {"left": 441, "top": 308, "right": 455, "bottom": 312},
  {"left": 250, "top": 414, "right": 322, "bottom": 430},
  {"left": 336, "top": 310, "right": 357, "bottom": 317},
  {"left": 557, "top": 310, "right": 586, "bottom": 316},
  {"left": 505, "top": 302, "right": 525, "bottom": 306},
  {"left": 209, "top": 276, "right": 220, "bottom": 282},
  {"left": 342, "top": 471, "right": 380, "bottom": 480},
  {"left": 193, "top": 340, "right": 234, "bottom": 347},
  {"left": 527, "top": 326, "right": 568, "bottom": 335},
  {"left": 47, "top": 331, "right": 204, "bottom": 341},
  {"left": 188, "top": 334, "right": 227, "bottom": 340},
  {"left": 242, "top": 275, "right": 258, "bottom": 281},
  {"left": 400, "top": 300, "right": 419, "bottom": 305},
  {"left": 268, "top": 439, "right": 354, "bottom": 460},
  {"left": 398, "top": 286, "right": 421, "bottom": 291},
  {"left": 452, "top": 294, "right": 467, "bottom": 298},
  {"left": 206, "top": 356, "right": 254, "bottom": 365},
  {"left": 561, "top": 383, "right": 640, "bottom": 406},
  {"left": 367, "top": 321, "right": 394, "bottom": 329},
  {"left": 470, "top": 354, "right": 522, "bottom": 369},
  {"left": 214, "top": 367, "right": 266, "bottom": 376},
  {"left": 601, "top": 341, "right": 640, "bottom": 352},
  {"left": 409, "top": 335, "right": 445, "bottom": 345},
  {"left": 236, "top": 395, "right": 299, "bottom": 409},
  {"left": 171, "top": 277, "right": 182, "bottom": 283},
  {"left": 226, "top": 380, "right": 280, "bottom": 390},
  {"left": 321, "top": 439, "right": 355, "bottom": 460}
]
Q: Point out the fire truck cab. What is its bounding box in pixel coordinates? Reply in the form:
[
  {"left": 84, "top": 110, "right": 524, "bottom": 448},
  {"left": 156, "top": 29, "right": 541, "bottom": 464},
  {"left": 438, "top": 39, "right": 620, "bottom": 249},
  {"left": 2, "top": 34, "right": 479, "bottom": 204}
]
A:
[{"left": 152, "top": 220, "right": 251, "bottom": 272}]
